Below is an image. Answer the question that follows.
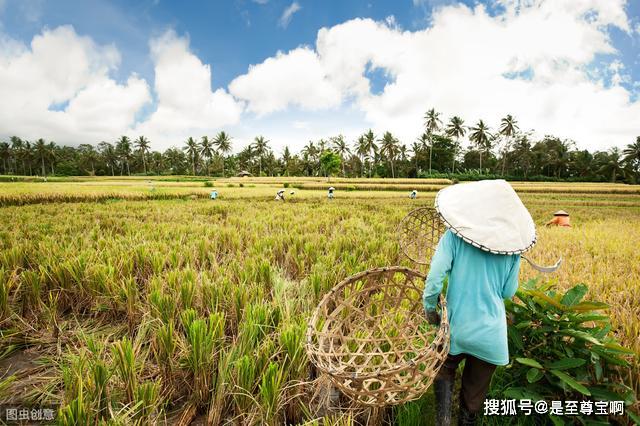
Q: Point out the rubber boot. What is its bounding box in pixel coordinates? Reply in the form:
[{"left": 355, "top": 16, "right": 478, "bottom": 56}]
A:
[
  {"left": 434, "top": 377, "right": 454, "bottom": 425},
  {"left": 457, "top": 400, "right": 477, "bottom": 426}
]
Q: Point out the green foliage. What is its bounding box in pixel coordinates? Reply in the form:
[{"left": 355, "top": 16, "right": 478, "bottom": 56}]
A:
[
  {"left": 319, "top": 150, "right": 341, "bottom": 178},
  {"left": 112, "top": 337, "right": 138, "bottom": 404},
  {"left": 259, "top": 362, "right": 285, "bottom": 424},
  {"left": 490, "top": 280, "right": 637, "bottom": 423}
]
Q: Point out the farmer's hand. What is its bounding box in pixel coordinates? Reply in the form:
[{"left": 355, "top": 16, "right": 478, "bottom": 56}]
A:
[{"left": 425, "top": 310, "right": 440, "bottom": 325}]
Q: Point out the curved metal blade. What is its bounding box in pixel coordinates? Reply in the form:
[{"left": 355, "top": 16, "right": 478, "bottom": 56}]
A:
[{"left": 522, "top": 256, "right": 562, "bottom": 273}]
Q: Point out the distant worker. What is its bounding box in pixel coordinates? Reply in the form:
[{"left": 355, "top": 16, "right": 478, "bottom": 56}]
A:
[
  {"left": 290, "top": 191, "right": 295, "bottom": 195},
  {"left": 275, "top": 189, "right": 286, "bottom": 201},
  {"left": 210, "top": 189, "right": 218, "bottom": 200},
  {"left": 410, "top": 189, "right": 418, "bottom": 199},
  {"left": 546, "top": 210, "right": 571, "bottom": 227},
  {"left": 328, "top": 187, "right": 335, "bottom": 199}
]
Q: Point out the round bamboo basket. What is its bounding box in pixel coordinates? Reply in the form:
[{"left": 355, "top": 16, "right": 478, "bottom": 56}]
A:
[
  {"left": 397, "top": 207, "right": 446, "bottom": 265},
  {"left": 306, "top": 266, "right": 449, "bottom": 406}
]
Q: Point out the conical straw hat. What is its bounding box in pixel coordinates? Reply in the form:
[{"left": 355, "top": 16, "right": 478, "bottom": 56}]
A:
[{"left": 434, "top": 179, "right": 536, "bottom": 255}]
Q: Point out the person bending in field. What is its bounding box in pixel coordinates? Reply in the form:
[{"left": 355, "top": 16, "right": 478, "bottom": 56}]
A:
[
  {"left": 423, "top": 180, "right": 535, "bottom": 426},
  {"left": 275, "top": 189, "right": 286, "bottom": 201}
]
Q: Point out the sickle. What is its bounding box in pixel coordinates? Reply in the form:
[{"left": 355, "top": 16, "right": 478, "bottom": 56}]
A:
[{"left": 521, "top": 256, "right": 562, "bottom": 273}]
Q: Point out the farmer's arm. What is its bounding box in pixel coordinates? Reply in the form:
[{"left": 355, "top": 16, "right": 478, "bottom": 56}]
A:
[
  {"left": 423, "top": 231, "right": 455, "bottom": 312},
  {"left": 501, "top": 255, "right": 521, "bottom": 299}
]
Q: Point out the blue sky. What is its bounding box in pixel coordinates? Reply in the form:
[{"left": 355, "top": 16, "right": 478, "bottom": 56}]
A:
[{"left": 0, "top": 0, "right": 639, "bottom": 152}]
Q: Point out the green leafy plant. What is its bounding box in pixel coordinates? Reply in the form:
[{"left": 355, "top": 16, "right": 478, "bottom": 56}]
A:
[{"left": 489, "top": 280, "right": 637, "bottom": 424}]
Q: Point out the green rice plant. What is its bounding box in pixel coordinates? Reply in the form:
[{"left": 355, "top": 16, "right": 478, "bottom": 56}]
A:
[
  {"left": 0, "top": 246, "right": 26, "bottom": 270},
  {"left": 239, "top": 302, "right": 280, "bottom": 350},
  {"left": 0, "top": 375, "right": 17, "bottom": 402},
  {"left": 57, "top": 384, "right": 93, "bottom": 426},
  {"left": 207, "top": 348, "right": 232, "bottom": 426},
  {"left": 259, "top": 362, "right": 285, "bottom": 425},
  {"left": 201, "top": 275, "right": 232, "bottom": 317},
  {"left": 181, "top": 312, "right": 225, "bottom": 405},
  {"left": 111, "top": 336, "right": 138, "bottom": 404},
  {"left": 180, "top": 279, "right": 195, "bottom": 311},
  {"left": 118, "top": 276, "right": 139, "bottom": 332},
  {"left": 19, "top": 269, "right": 42, "bottom": 315},
  {"left": 278, "top": 320, "right": 307, "bottom": 380},
  {"left": 233, "top": 354, "right": 258, "bottom": 414},
  {"left": 134, "top": 380, "right": 161, "bottom": 422},
  {"left": 42, "top": 291, "right": 61, "bottom": 338},
  {"left": 180, "top": 308, "right": 198, "bottom": 331},
  {"left": 154, "top": 322, "right": 176, "bottom": 385},
  {"left": 61, "top": 353, "right": 88, "bottom": 404},
  {"left": 148, "top": 284, "right": 176, "bottom": 324},
  {"left": 0, "top": 267, "right": 12, "bottom": 320},
  {"left": 89, "top": 359, "right": 111, "bottom": 420}
]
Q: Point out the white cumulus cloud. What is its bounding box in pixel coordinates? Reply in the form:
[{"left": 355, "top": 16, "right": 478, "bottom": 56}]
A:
[
  {"left": 230, "top": 0, "right": 640, "bottom": 150},
  {"left": 229, "top": 47, "right": 341, "bottom": 115},
  {"left": 132, "top": 31, "right": 243, "bottom": 147},
  {"left": 0, "top": 27, "right": 243, "bottom": 150},
  {"left": 0, "top": 25, "right": 150, "bottom": 145}
]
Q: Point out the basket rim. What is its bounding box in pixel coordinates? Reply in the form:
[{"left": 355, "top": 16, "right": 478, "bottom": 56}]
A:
[{"left": 305, "top": 265, "right": 450, "bottom": 379}]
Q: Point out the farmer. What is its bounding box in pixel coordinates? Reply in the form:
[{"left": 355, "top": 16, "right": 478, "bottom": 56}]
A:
[
  {"left": 546, "top": 210, "right": 571, "bottom": 227},
  {"left": 410, "top": 189, "right": 418, "bottom": 199},
  {"left": 328, "top": 187, "right": 335, "bottom": 199},
  {"left": 275, "top": 189, "right": 286, "bottom": 201},
  {"left": 210, "top": 189, "right": 218, "bottom": 200},
  {"left": 423, "top": 180, "right": 535, "bottom": 426}
]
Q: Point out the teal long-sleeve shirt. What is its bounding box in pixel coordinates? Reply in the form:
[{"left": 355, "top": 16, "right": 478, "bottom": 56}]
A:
[{"left": 423, "top": 230, "right": 521, "bottom": 366}]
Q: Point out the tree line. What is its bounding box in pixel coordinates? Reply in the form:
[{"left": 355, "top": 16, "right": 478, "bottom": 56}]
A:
[{"left": 1, "top": 111, "right": 639, "bottom": 182}]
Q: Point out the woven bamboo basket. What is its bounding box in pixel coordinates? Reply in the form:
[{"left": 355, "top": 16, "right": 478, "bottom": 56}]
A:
[
  {"left": 306, "top": 266, "right": 449, "bottom": 406},
  {"left": 397, "top": 207, "right": 447, "bottom": 265}
]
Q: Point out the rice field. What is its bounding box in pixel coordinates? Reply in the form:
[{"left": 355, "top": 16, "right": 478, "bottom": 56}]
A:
[{"left": 0, "top": 177, "right": 638, "bottom": 424}]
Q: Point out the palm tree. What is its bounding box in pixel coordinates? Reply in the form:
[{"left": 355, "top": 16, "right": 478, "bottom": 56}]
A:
[
  {"left": 213, "top": 131, "right": 232, "bottom": 177},
  {"left": 116, "top": 136, "right": 132, "bottom": 175},
  {"left": 98, "top": 142, "right": 118, "bottom": 176},
  {"left": 301, "top": 141, "right": 319, "bottom": 176},
  {"left": 498, "top": 115, "right": 519, "bottom": 175},
  {"left": 252, "top": 136, "right": 270, "bottom": 176},
  {"left": 200, "top": 136, "right": 214, "bottom": 175},
  {"left": 597, "top": 148, "right": 627, "bottom": 182},
  {"left": 281, "top": 146, "right": 292, "bottom": 176},
  {"left": 445, "top": 116, "right": 466, "bottom": 173},
  {"left": 46, "top": 142, "right": 57, "bottom": 175},
  {"left": 623, "top": 136, "right": 640, "bottom": 180},
  {"left": 183, "top": 137, "right": 199, "bottom": 175},
  {"left": 410, "top": 141, "right": 422, "bottom": 174},
  {"left": 379, "top": 131, "right": 400, "bottom": 178},
  {"left": 10, "top": 136, "right": 24, "bottom": 175},
  {"left": 135, "top": 136, "right": 151, "bottom": 175},
  {"left": 23, "top": 141, "right": 33, "bottom": 175},
  {"left": 34, "top": 138, "right": 48, "bottom": 176},
  {"left": 469, "top": 120, "right": 492, "bottom": 173},
  {"left": 0, "top": 142, "right": 10, "bottom": 174},
  {"left": 355, "top": 136, "right": 370, "bottom": 177},
  {"left": 398, "top": 144, "right": 408, "bottom": 174},
  {"left": 331, "top": 135, "right": 351, "bottom": 176},
  {"left": 424, "top": 108, "right": 442, "bottom": 174},
  {"left": 78, "top": 144, "right": 98, "bottom": 175},
  {"left": 363, "top": 129, "right": 378, "bottom": 177}
]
